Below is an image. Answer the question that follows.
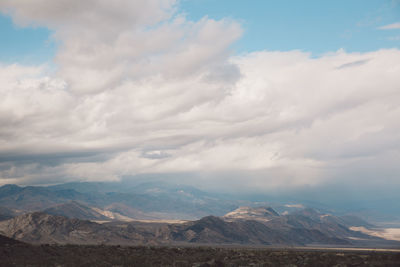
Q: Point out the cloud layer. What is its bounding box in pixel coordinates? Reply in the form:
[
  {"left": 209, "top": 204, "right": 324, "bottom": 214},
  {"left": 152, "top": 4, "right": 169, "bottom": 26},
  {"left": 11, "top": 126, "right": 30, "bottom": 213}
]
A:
[{"left": 0, "top": 1, "right": 400, "bottom": 191}]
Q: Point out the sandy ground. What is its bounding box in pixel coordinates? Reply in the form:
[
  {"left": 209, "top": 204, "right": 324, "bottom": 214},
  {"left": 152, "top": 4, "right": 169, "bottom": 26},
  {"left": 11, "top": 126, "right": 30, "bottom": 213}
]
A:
[{"left": 351, "top": 226, "right": 400, "bottom": 241}]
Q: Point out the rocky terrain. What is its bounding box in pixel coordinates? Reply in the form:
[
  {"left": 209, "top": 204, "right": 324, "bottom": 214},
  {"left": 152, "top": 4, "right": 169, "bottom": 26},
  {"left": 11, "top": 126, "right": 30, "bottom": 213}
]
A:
[
  {"left": 223, "top": 206, "right": 279, "bottom": 222},
  {"left": 0, "top": 206, "right": 397, "bottom": 248},
  {"left": 1, "top": 182, "right": 400, "bottom": 250},
  {"left": 1, "top": 235, "right": 399, "bottom": 267},
  {"left": 0, "top": 182, "right": 400, "bottom": 266}
]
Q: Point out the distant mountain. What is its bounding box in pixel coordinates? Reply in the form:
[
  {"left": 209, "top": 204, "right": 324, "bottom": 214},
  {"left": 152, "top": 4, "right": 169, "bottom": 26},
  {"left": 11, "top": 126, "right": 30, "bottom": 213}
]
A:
[
  {"left": 223, "top": 206, "right": 279, "bottom": 222},
  {"left": 102, "top": 203, "right": 166, "bottom": 221},
  {"left": 0, "top": 206, "right": 19, "bottom": 221},
  {"left": 47, "top": 182, "right": 121, "bottom": 193},
  {"left": 43, "top": 201, "right": 110, "bottom": 221},
  {"left": 338, "top": 215, "right": 375, "bottom": 228},
  {"left": 0, "top": 183, "right": 397, "bottom": 248},
  {"left": 0, "top": 185, "right": 93, "bottom": 211},
  {"left": 0, "top": 184, "right": 23, "bottom": 197},
  {"left": 0, "top": 183, "right": 238, "bottom": 220}
]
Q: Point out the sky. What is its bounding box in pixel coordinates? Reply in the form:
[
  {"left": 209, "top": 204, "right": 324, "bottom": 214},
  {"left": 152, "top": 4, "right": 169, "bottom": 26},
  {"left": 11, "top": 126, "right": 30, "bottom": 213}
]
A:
[{"left": 0, "top": 0, "right": 399, "bottom": 202}]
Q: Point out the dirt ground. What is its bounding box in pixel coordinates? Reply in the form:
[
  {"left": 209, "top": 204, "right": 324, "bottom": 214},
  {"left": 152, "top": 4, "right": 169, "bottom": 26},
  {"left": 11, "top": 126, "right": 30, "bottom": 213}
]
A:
[{"left": 1, "top": 243, "right": 400, "bottom": 266}]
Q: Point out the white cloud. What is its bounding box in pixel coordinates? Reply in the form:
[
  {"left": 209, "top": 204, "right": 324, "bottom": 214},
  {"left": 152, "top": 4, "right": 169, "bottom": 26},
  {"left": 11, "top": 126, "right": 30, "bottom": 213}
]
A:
[
  {"left": 378, "top": 22, "right": 400, "bottom": 30},
  {"left": 0, "top": 1, "right": 400, "bottom": 191}
]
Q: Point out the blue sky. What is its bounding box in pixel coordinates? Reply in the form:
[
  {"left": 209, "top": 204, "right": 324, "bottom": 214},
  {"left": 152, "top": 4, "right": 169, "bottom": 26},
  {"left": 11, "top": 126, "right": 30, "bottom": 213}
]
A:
[
  {"left": 180, "top": 0, "right": 400, "bottom": 55},
  {"left": 0, "top": 15, "right": 55, "bottom": 64},
  {"left": 0, "top": 0, "right": 399, "bottom": 64}
]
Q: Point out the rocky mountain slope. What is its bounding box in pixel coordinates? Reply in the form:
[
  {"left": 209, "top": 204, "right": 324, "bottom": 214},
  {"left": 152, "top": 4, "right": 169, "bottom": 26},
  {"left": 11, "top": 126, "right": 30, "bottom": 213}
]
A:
[
  {"left": 0, "top": 212, "right": 143, "bottom": 245},
  {"left": 0, "top": 207, "right": 394, "bottom": 247},
  {"left": 223, "top": 206, "right": 279, "bottom": 222},
  {"left": 0, "top": 183, "right": 397, "bottom": 248}
]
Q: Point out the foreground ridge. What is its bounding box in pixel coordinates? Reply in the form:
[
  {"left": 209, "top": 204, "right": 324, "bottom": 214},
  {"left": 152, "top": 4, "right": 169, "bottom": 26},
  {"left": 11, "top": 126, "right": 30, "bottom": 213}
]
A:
[{"left": 1, "top": 240, "right": 400, "bottom": 267}]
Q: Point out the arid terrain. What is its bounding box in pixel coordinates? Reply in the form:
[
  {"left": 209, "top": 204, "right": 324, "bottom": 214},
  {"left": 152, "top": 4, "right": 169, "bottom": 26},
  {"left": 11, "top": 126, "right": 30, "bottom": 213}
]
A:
[
  {"left": 1, "top": 183, "right": 400, "bottom": 266},
  {"left": 1, "top": 236, "right": 400, "bottom": 267}
]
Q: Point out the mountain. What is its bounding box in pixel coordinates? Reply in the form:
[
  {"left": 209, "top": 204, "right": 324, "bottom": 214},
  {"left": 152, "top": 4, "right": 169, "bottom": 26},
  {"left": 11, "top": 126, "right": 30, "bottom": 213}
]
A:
[
  {"left": 221, "top": 207, "right": 390, "bottom": 246},
  {"left": 0, "top": 212, "right": 349, "bottom": 246},
  {"left": 168, "top": 215, "right": 344, "bottom": 245},
  {"left": 287, "top": 208, "right": 375, "bottom": 233},
  {"left": 338, "top": 215, "right": 375, "bottom": 228},
  {"left": 102, "top": 203, "right": 165, "bottom": 221},
  {"left": 169, "top": 215, "right": 289, "bottom": 245},
  {"left": 0, "top": 184, "right": 23, "bottom": 197},
  {"left": 43, "top": 201, "right": 110, "bottom": 221},
  {"left": 0, "top": 183, "right": 238, "bottom": 220},
  {"left": 0, "top": 206, "right": 19, "bottom": 221},
  {"left": 223, "top": 206, "right": 279, "bottom": 222},
  {"left": 1, "top": 183, "right": 398, "bottom": 248},
  {"left": 1, "top": 209, "right": 397, "bottom": 247},
  {"left": 0, "top": 185, "right": 93, "bottom": 211},
  {"left": 0, "top": 212, "right": 142, "bottom": 245}
]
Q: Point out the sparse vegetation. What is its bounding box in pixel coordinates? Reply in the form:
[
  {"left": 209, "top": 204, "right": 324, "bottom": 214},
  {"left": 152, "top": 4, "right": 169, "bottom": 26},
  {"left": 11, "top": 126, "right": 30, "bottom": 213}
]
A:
[{"left": 1, "top": 242, "right": 399, "bottom": 267}]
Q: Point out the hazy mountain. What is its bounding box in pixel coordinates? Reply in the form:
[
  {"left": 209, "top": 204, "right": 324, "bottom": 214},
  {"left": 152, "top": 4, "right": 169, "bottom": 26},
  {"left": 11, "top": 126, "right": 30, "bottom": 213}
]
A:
[
  {"left": 1, "top": 183, "right": 398, "bottom": 248},
  {"left": 43, "top": 201, "right": 110, "bottom": 221},
  {"left": 0, "top": 183, "right": 238, "bottom": 220},
  {"left": 0, "top": 185, "right": 92, "bottom": 211},
  {"left": 338, "top": 215, "right": 375, "bottom": 228},
  {"left": 48, "top": 182, "right": 122, "bottom": 193},
  {"left": 0, "top": 206, "right": 19, "bottom": 221},
  {"left": 102, "top": 202, "right": 175, "bottom": 221}
]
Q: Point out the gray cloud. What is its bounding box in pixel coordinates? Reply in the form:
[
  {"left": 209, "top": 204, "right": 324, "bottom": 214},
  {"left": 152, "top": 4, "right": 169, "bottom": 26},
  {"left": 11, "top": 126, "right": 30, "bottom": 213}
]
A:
[{"left": 336, "top": 59, "right": 370, "bottom": 69}]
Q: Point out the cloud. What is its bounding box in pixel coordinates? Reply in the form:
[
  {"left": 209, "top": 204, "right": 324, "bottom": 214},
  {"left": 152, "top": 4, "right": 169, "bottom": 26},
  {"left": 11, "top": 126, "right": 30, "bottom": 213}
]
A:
[
  {"left": 378, "top": 22, "right": 400, "bottom": 30},
  {"left": 0, "top": 1, "right": 400, "bottom": 193},
  {"left": 336, "top": 59, "right": 370, "bottom": 69}
]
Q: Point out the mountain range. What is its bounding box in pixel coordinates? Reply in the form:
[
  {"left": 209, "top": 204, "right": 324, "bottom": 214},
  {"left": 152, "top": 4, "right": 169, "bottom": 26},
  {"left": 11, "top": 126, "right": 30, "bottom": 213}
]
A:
[
  {"left": 0, "top": 205, "right": 398, "bottom": 248},
  {"left": 0, "top": 182, "right": 399, "bottom": 248},
  {"left": 0, "top": 183, "right": 238, "bottom": 220}
]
